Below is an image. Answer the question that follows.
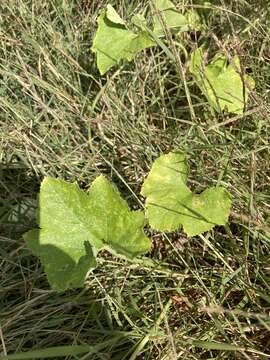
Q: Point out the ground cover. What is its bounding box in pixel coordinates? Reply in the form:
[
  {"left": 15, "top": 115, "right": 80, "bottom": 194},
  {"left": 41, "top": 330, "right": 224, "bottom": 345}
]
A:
[{"left": 0, "top": 1, "right": 270, "bottom": 359}]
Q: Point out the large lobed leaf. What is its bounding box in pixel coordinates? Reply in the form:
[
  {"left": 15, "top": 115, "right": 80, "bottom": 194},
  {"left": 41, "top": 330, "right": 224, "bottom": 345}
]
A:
[
  {"left": 190, "top": 48, "right": 255, "bottom": 114},
  {"left": 141, "top": 152, "right": 232, "bottom": 236},
  {"left": 24, "top": 176, "right": 150, "bottom": 291}
]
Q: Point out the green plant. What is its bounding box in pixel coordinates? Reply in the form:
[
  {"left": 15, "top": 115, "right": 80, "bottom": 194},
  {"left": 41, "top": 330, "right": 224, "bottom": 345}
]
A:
[
  {"left": 2, "top": 0, "right": 269, "bottom": 358},
  {"left": 141, "top": 152, "right": 231, "bottom": 236},
  {"left": 91, "top": 5, "right": 154, "bottom": 75},
  {"left": 190, "top": 47, "right": 255, "bottom": 114},
  {"left": 92, "top": 3, "right": 254, "bottom": 114},
  {"left": 24, "top": 176, "right": 150, "bottom": 291},
  {"left": 91, "top": 1, "right": 200, "bottom": 75},
  {"left": 24, "top": 152, "right": 231, "bottom": 291}
]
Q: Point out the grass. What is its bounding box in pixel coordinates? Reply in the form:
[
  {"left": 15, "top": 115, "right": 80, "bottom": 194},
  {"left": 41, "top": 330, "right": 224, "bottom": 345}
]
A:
[{"left": 0, "top": 0, "right": 270, "bottom": 359}]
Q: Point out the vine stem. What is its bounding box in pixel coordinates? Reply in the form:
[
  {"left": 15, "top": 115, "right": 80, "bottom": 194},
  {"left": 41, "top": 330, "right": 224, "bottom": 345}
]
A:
[
  {"left": 98, "top": 256, "right": 191, "bottom": 279},
  {"left": 151, "top": 1, "right": 196, "bottom": 121},
  {"left": 137, "top": 3, "right": 196, "bottom": 121}
]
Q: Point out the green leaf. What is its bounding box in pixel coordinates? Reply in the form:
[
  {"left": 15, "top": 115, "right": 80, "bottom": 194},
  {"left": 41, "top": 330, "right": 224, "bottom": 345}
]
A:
[
  {"left": 24, "top": 229, "right": 97, "bottom": 292},
  {"left": 0, "top": 338, "right": 122, "bottom": 359},
  {"left": 141, "top": 152, "right": 231, "bottom": 236},
  {"left": 0, "top": 345, "right": 91, "bottom": 360},
  {"left": 91, "top": 4, "right": 201, "bottom": 74},
  {"left": 182, "top": 187, "right": 232, "bottom": 236},
  {"left": 190, "top": 48, "right": 255, "bottom": 114},
  {"left": 152, "top": 0, "right": 200, "bottom": 36},
  {"left": 185, "top": 10, "right": 202, "bottom": 32},
  {"left": 131, "top": 14, "right": 148, "bottom": 29},
  {"left": 91, "top": 7, "right": 154, "bottom": 75},
  {"left": 106, "top": 4, "right": 125, "bottom": 25},
  {"left": 88, "top": 176, "right": 151, "bottom": 258},
  {"left": 25, "top": 176, "right": 150, "bottom": 291},
  {"left": 192, "top": 340, "right": 244, "bottom": 351},
  {"left": 141, "top": 152, "right": 191, "bottom": 231}
]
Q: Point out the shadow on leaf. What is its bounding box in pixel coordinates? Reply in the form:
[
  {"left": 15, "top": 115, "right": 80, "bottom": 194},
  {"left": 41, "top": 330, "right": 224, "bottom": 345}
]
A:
[{"left": 23, "top": 229, "right": 96, "bottom": 292}]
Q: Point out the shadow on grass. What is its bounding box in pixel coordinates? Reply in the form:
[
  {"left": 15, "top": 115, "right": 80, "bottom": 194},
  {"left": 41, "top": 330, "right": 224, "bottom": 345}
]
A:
[
  {"left": 0, "top": 164, "right": 40, "bottom": 238},
  {"left": 0, "top": 166, "right": 141, "bottom": 359}
]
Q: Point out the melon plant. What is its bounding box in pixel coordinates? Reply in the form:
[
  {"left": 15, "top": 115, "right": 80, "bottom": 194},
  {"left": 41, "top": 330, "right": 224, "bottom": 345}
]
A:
[
  {"left": 24, "top": 176, "right": 151, "bottom": 291},
  {"left": 141, "top": 152, "right": 231, "bottom": 236},
  {"left": 91, "top": 1, "right": 201, "bottom": 75},
  {"left": 91, "top": 3, "right": 254, "bottom": 114},
  {"left": 24, "top": 152, "right": 231, "bottom": 291}
]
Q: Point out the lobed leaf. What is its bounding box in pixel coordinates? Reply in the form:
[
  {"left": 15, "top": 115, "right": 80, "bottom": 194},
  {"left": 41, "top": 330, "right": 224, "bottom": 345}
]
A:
[
  {"left": 24, "top": 229, "right": 97, "bottom": 292},
  {"left": 106, "top": 4, "right": 125, "bottom": 25},
  {"left": 92, "top": 3, "right": 201, "bottom": 74},
  {"left": 91, "top": 6, "right": 154, "bottom": 75},
  {"left": 24, "top": 176, "right": 150, "bottom": 291},
  {"left": 141, "top": 152, "right": 232, "bottom": 236},
  {"left": 190, "top": 48, "right": 255, "bottom": 114}
]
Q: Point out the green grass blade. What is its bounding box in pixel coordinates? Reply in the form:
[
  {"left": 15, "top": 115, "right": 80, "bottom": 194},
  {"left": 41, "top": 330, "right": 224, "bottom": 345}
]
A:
[
  {"left": 192, "top": 340, "right": 244, "bottom": 351},
  {"left": 0, "top": 345, "right": 90, "bottom": 360}
]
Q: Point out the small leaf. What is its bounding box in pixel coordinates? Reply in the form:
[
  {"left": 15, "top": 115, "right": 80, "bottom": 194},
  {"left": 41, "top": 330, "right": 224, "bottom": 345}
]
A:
[
  {"left": 190, "top": 48, "right": 255, "bottom": 114},
  {"left": 106, "top": 4, "right": 125, "bottom": 25},
  {"left": 92, "top": 8, "right": 154, "bottom": 75},
  {"left": 152, "top": 0, "right": 201, "bottom": 36},
  {"left": 185, "top": 10, "right": 202, "bottom": 31},
  {"left": 141, "top": 152, "right": 231, "bottom": 236},
  {"left": 25, "top": 176, "right": 150, "bottom": 291},
  {"left": 131, "top": 14, "right": 148, "bottom": 29},
  {"left": 153, "top": 0, "right": 188, "bottom": 36}
]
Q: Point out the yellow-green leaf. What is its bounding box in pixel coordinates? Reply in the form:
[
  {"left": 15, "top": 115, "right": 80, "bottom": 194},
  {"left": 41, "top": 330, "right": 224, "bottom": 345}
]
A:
[
  {"left": 106, "top": 4, "right": 125, "bottom": 25},
  {"left": 91, "top": 8, "right": 154, "bottom": 75},
  {"left": 190, "top": 48, "right": 255, "bottom": 114},
  {"left": 153, "top": 0, "right": 201, "bottom": 36},
  {"left": 24, "top": 176, "right": 150, "bottom": 291},
  {"left": 141, "top": 152, "right": 232, "bottom": 236}
]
